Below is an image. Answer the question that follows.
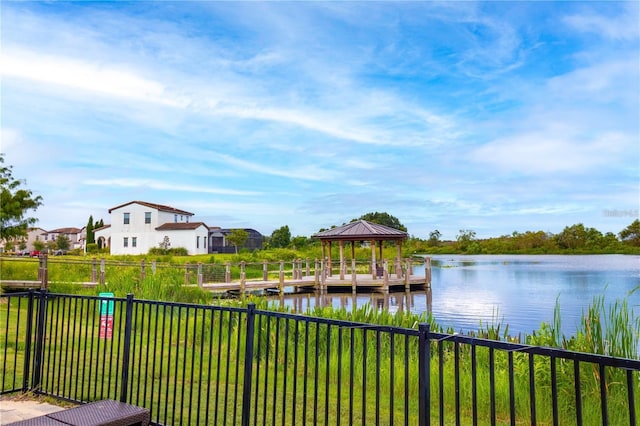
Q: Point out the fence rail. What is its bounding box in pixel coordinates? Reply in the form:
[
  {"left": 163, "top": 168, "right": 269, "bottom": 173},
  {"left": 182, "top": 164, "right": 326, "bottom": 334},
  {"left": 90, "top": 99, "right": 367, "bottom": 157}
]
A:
[{"left": 1, "top": 291, "right": 638, "bottom": 425}]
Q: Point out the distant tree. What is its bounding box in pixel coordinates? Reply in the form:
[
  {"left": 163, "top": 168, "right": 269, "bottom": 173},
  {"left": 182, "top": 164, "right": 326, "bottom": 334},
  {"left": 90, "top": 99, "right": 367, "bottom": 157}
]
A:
[
  {"left": 159, "top": 236, "right": 171, "bottom": 252},
  {"left": 291, "top": 235, "right": 310, "bottom": 250},
  {"left": 619, "top": 219, "right": 640, "bottom": 246},
  {"left": 226, "top": 229, "right": 249, "bottom": 254},
  {"left": 86, "top": 215, "right": 95, "bottom": 245},
  {"left": 456, "top": 229, "right": 476, "bottom": 251},
  {"left": 556, "top": 223, "right": 589, "bottom": 249},
  {"left": 56, "top": 234, "right": 70, "bottom": 251},
  {"left": 428, "top": 230, "right": 441, "bottom": 247},
  {"left": 355, "top": 212, "right": 407, "bottom": 232},
  {"left": 95, "top": 219, "right": 104, "bottom": 229},
  {"left": 0, "top": 154, "right": 43, "bottom": 240},
  {"left": 270, "top": 225, "right": 291, "bottom": 248},
  {"left": 33, "top": 239, "right": 45, "bottom": 252}
]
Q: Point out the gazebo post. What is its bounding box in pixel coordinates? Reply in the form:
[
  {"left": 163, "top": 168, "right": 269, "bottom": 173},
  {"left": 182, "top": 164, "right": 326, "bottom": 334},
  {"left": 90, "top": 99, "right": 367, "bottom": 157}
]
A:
[
  {"left": 328, "top": 241, "right": 333, "bottom": 277},
  {"left": 396, "top": 241, "right": 403, "bottom": 278},
  {"left": 339, "top": 240, "right": 345, "bottom": 280},
  {"left": 371, "top": 239, "right": 377, "bottom": 279}
]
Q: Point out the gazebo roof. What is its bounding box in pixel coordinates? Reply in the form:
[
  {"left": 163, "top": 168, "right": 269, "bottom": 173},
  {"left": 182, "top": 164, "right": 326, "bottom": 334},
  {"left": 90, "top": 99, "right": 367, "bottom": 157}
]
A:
[{"left": 312, "top": 220, "right": 408, "bottom": 241}]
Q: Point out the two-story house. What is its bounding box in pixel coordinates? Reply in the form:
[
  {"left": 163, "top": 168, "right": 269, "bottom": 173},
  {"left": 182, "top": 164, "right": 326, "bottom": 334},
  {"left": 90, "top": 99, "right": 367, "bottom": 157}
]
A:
[{"left": 94, "top": 201, "right": 209, "bottom": 255}]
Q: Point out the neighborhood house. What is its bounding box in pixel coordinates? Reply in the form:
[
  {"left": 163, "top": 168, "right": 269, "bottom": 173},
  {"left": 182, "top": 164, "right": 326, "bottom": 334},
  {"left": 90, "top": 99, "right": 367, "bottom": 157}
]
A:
[{"left": 3, "top": 201, "right": 263, "bottom": 255}]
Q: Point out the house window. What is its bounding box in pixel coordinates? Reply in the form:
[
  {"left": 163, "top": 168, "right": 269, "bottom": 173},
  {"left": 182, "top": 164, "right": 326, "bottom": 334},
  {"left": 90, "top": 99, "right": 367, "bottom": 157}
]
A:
[
  {"left": 196, "top": 236, "right": 200, "bottom": 248},
  {"left": 174, "top": 214, "right": 178, "bottom": 223},
  {"left": 124, "top": 213, "right": 130, "bottom": 224},
  {"left": 204, "top": 237, "right": 207, "bottom": 248},
  {"left": 132, "top": 237, "right": 137, "bottom": 248},
  {"left": 124, "top": 237, "right": 129, "bottom": 248},
  {"left": 145, "top": 212, "right": 151, "bottom": 224}
]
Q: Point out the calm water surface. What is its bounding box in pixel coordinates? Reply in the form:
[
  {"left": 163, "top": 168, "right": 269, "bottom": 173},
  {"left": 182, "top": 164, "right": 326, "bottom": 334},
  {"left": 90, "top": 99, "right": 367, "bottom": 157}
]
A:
[{"left": 271, "top": 255, "right": 639, "bottom": 337}]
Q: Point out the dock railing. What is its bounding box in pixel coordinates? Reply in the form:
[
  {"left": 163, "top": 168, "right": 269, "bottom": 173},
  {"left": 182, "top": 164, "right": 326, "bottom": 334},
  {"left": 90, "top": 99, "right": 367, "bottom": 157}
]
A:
[{"left": 1, "top": 291, "right": 638, "bottom": 425}]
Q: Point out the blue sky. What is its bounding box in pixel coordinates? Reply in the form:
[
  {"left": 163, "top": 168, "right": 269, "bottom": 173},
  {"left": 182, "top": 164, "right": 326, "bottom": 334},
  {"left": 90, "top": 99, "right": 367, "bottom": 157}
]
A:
[{"left": 1, "top": 1, "right": 638, "bottom": 240}]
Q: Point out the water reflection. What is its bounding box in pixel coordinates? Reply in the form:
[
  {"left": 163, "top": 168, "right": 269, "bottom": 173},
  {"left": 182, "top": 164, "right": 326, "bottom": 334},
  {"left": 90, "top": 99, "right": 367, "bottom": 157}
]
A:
[
  {"left": 273, "top": 288, "right": 433, "bottom": 316},
  {"left": 267, "top": 254, "right": 639, "bottom": 337}
]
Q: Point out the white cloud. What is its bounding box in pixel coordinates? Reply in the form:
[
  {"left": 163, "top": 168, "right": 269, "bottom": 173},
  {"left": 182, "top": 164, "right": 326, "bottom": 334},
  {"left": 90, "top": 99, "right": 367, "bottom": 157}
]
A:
[
  {"left": 470, "top": 131, "right": 632, "bottom": 175},
  {"left": 84, "top": 178, "right": 261, "bottom": 196},
  {"left": 564, "top": 5, "right": 640, "bottom": 41},
  {"left": 1, "top": 48, "right": 188, "bottom": 108}
]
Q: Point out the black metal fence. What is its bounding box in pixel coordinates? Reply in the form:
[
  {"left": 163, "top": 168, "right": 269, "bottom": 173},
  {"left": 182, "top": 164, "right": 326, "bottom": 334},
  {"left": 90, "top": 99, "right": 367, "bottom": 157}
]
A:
[{"left": 1, "top": 291, "right": 638, "bottom": 425}]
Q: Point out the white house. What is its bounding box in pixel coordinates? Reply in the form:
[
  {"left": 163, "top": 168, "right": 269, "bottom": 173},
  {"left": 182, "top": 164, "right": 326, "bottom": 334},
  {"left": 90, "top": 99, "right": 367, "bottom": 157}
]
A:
[{"left": 95, "top": 201, "right": 209, "bottom": 255}]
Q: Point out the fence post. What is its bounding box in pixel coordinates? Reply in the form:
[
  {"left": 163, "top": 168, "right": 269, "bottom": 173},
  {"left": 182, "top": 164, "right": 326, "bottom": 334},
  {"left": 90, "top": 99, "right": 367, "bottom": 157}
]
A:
[
  {"left": 263, "top": 260, "right": 268, "bottom": 281},
  {"left": 100, "top": 259, "right": 106, "bottom": 285},
  {"left": 241, "top": 303, "right": 256, "bottom": 426},
  {"left": 39, "top": 254, "right": 48, "bottom": 290},
  {"left": 197, "top": 263, "right": 203, "bottom": 287},
  {"left": 22, "top": 290, "right": 36, "bottom": 391},
  {"left": 185, "top": 263, "right": 191, "bottom": 285},
  {"left": 225, "top": 262, "right": 231, "bottom": 283},
  {"left": 152, "top": 260, "right": 157, "bottom": 275},
  {"left": 91, "top": 257, "right": 97, "bottom": 282},
  {"left": 140, "top": 260, "right": 146, "bottom": 281},
  {"left": 418, "top": 323, "right": 431, "bottom": 426},
  {"left": 31, "top": 290, "right": 48, "bottom": 392},
  {"left": 120, "top": 294, "right": 134, "bottom": 403},
  {"left": 279, "top": 261, "right": 284, "bottom": 293},
  {"left": 240, "top": 261, "right": 246, "bottom": 294}
]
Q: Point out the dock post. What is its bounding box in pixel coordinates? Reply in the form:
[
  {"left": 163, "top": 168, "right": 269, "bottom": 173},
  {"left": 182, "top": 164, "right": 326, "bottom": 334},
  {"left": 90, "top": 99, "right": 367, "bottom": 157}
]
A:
[
  {"left": 225, "top": 262, "right": 231, "bottom": 283},
  {"left": 383, "top": 259, "right": 389, "bottom": 292},
  {"left": 320, "top": 259, "right": 326, "bottom": 290},
  {"left": 396, "top": 256, "right": 402, "bottom": 279},
  {"left": 314, "top": 259, "right": 320, "bottom": 286},
  {"left": 263, "top": 260, "right": 268, "bottom": 281},
  {"left": 100, "top": 258, "right": 106, "bottom": 285},
  {"left": 306, "top": 258, "right": 310, "bottom": 277},
  {"left": 351, "top": 258, "right": 357, "bottom": 294},
  {"left": 425, "top": 257, "right": 431, "bottom": 288},
  {"left": 197, "top": 263, "right": 203, "bottom": 287},
  {"left": 240, "top": 261, "right": 246, "bottom": 294},
  {"left": 279, "top": 261, "right": 285, "bottom": 293}
]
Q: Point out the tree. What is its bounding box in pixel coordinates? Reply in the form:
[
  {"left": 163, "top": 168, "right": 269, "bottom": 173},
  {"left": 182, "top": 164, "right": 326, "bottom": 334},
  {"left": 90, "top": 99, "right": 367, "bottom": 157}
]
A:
[
  {"left": 428, "top": 229, "right": 441, "bottom": 247},
  {"left": 33, "top": 239, "right": 45, "bottom": 252},
  {"left": 0, "top": 154, "right": 43, "bottom": 240},
  {"left": 456, "top": 229, "right": 476, "bottom": 251},
  {"left": 270, "top": 225, "right": 291, "bottom": 248},
  {"left": 619, "top": 219, "right": 640, "bottom": 246},
  {"left": 56, "top": 234, "right": 70, "bottom": 251},
  {"left": 86, "top": 215, "right": 95, "bottom": 245},
  {"left": 355, "top": 212, "right": 407, "bottom": 232},
  {"left": 226, "top": 229, "right": 249, "bottom": 254}
]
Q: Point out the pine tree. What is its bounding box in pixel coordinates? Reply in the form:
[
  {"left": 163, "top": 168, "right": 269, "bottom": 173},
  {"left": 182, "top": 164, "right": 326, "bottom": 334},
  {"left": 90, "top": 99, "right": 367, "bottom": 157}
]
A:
[{"left": 86, "top": 215, "right": 95, "bottom": 245}]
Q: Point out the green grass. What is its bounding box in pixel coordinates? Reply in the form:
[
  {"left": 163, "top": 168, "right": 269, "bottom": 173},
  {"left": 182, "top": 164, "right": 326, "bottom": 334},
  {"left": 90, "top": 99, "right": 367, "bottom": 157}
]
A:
[{"left": 2, "top": 293, "right": 638, "bottom": 425}]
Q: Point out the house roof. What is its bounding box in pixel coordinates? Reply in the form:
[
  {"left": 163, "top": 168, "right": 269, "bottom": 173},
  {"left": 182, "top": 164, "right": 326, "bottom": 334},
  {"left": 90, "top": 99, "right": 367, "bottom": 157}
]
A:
[
  {"left": 109, "top": 201, "right": 194, "bottom": 216},
  {"left": 156, "top": 222, "right": 208, "bottom": 231},
  {"left": 48, "top": 227, "right": 82, "bottom": 234},
  {"left": 94, "top": 224, "right": 111, "bottom": 232},
  {"left": 312, "top": 220, "right": 408, "bottom": 241}
]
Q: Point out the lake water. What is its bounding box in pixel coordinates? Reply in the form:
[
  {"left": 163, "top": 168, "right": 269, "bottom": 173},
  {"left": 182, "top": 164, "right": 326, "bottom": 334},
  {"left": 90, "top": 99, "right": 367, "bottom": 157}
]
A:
[{"left": 270, "top": 255, "right": 639, "bottom": 338}]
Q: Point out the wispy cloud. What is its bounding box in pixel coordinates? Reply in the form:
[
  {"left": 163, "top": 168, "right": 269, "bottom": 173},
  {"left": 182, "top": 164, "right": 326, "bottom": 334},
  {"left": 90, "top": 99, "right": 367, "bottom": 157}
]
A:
[
  {"left": 84, "top": 178, "right": 261, "bottom": 196},
  {"left": 1, "top": 1, "right": 637, "bottom": 238}
]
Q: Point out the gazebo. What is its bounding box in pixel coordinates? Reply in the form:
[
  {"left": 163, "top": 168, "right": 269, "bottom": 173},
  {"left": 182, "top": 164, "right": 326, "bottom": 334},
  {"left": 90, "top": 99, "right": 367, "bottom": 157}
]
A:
[{"left": 312, "top": 220, "right": 408, "bottom": 280}]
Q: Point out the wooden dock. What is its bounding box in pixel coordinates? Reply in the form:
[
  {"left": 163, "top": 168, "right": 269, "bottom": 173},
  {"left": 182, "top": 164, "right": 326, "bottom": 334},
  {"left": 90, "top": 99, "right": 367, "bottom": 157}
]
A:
[{"left": 1, "top": 256, "right": 432, "bottom": 296}]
